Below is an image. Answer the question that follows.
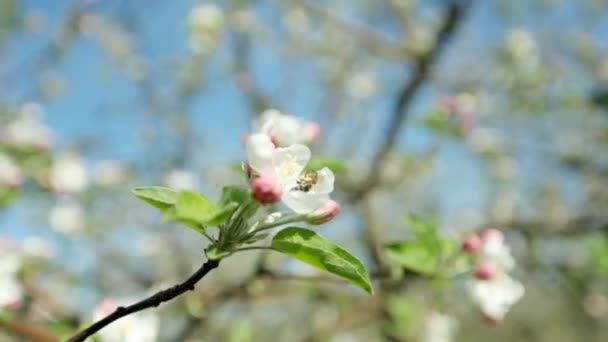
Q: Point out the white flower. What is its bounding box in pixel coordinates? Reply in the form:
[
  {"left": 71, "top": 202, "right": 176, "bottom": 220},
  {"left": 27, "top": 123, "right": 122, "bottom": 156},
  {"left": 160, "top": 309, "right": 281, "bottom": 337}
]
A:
[
  {"left": 0, "top": 154, "right": 24, "bottom": 187},
  {"left": 479, "top": 237, "right": 515, "bottom": 272},
  {"left": 246, "top": 133, "right": 334, "bottom": 214},
  {"left": 1, "top": 103, "right": 54, "bottom": 149},
  {"left": 188, "top": 4, "right": 224, "bottom": 55},
  {"left": 163, "top": 169, "right": 199, "bottom": 190},
  {"left": 93, "top": 298, "right": 159, "bottom": 342},
  {"left": 48, "top": 153, "right": 89, "bottom": 194},
  {"left": 467, "top": 274, "right": 524, "bottom": 322},
  {"left": 422, "top": 311, "right": 457, "bottom": 342},
  {"left": 22, "top": 236, "right": 55, "bottom": 259},
  {"left": 0, "top": 249, "right": 23, "bottom": 308},
  {"left": 255, "top": 109, "right": 320, "bottom": 147},
  {"left": 48, "top": 202, "right": 85, "bottom": 234},
  {"left": 93, "top": 160, "right": 129, "bottom": 187}
]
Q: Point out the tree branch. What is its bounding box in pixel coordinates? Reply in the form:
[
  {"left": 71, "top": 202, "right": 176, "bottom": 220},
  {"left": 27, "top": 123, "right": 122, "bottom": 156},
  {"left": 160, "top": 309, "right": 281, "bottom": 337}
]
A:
[
  {"left": 351, "top": 0, "right": 472, "bottom": 202},
  {"left": 66, "top": 259, "right": 220, "bottom": 342}
]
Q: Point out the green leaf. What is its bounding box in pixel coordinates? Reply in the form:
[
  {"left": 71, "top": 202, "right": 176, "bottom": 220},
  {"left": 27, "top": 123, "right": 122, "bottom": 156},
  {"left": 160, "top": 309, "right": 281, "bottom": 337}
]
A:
[
  {"left": 387, "top": 215, "right": 464, "bottom": 277},
  {"left": 166, "top": 190, "right": 219, "bottom": 228},
  {"left": 205, "top": 202, "right": 239, "bottom": 226},
  {"left": 271, "top": 227, "right": 373, "bottom": 294},
  {"left": 132, "top": 186, "right": 179, "bottom": 211},
  {"left": 406, "top": 214, "right": 441, "bottom": 254},
  {"left": 385, "top": 241, "right": 438, "bottom": 275},
  {"left": 307, "top": 157, "right": 348, "bottom": 174},
  {"left": 218, "top": 185, "right": 250, "bottom": 206}
]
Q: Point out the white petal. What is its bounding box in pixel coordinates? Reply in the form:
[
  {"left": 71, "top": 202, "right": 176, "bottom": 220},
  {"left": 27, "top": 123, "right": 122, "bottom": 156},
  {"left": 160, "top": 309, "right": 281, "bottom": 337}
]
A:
[
  {"left": 273, "top": 144, "right": 310, "bottom": 182},
  {"left": 282, "top": 191, "right": 329, "bottom": 214},
  {"left": 311, "top": 167, "right": 334, "bottom": 194},
  {"left": 481, "top": 240, "right": 515, "bottom": 271},
  {"left": 246, "top": 133, "right": 275, "bottom": 175},
  {"left": 467, "top": 276, "right": 524, "bottom": 321}
]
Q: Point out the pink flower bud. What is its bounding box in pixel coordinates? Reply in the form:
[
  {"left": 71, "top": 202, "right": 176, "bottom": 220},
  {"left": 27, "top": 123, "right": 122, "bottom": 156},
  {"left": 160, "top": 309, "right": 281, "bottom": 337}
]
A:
[
  {"left": 251, "top": 176, "right": 282, "bottom": 204},
  {"left": 462, "top": 233, "right": 481, "bottom": 254},
  {"left": 305, "top": 122, "right": 321, "bottom": 141},
  {"left": 475, "top": 261, "right": 497, "bottom": 280},
  {"left": 99, "top": 299, "right": 118, "bottom": 315},
  {"left": 306, "top": 200, "right": 340, "bottom": 225},
  {"left": 480, "top": 228, "right": 504, "bottom": 243}
]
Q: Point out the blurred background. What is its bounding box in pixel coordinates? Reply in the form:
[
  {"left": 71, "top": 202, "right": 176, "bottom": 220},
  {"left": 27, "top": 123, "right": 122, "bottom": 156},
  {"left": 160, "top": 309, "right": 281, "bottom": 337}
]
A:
[{"left": 1, "top": 0, "right": 608, "bottom": 341}]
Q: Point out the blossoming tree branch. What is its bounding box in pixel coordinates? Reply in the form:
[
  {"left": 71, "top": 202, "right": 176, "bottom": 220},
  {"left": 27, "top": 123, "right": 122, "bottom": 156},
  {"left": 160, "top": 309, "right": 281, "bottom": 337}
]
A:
[{"left": 66, "top": 111, "right": 372, "bottom": 341}]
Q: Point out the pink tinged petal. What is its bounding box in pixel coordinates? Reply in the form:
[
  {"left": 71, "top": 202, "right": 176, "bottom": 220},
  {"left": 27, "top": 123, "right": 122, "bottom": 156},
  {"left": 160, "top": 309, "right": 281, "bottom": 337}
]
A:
[
  {"left": 475, "top": 261, "right": 497, "bottom": 280},
  {"left": 467, "top": 276, "right": 524, "bottom": 322},
  {"left": 282, "top": 191, "right": 329, "bottom": 214},
  {"left": 305, "top": 121, "right": 321, "bottom": 141},
  {"left": 480, "top": 228, "right": 504, "bottom": 243},
  {"left": 246, "top": 133, "right": 275, "bottom": 175},
  {"left": 306, "top": 200, "right": 340, "bottom": 225},
  {"left": 99, "top": 299, "right": 118, "bottom": 315},
  {"left": 311, "top": 167, "right": 334, "bottom": 194},
  {"left": 273, "top": 144, "right": 310, "bottom": 182},
  {"left": 251, "top": 176, "right": 283, "bottom": 204},
  {"left": 462, "top": 233, "right": 481, "bottom": 254}
]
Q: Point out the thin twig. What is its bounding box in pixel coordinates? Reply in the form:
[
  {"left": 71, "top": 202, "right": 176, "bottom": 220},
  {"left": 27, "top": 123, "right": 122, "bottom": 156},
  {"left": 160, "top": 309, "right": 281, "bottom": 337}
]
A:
[
  {"left": 66, "top": 259, "right": 220, "bottom": 342},
  {"left": 351, "top": 0, "right": 472, "bottom": 202}
]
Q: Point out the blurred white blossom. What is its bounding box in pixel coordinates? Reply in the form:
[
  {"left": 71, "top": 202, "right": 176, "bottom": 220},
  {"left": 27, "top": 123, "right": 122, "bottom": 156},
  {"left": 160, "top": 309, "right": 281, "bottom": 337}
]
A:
[
  {"left": 0, "top": 154, "right": 24, "bottom": 187},
  {"left": 346, "top": 70, "right": 377, "bottom": 100},
  {"left": 48, "top": 201, "right": 85, "bottom": 234},
  {"left": 93, "top": 160, "right": 129, "bottom": 187},
  {"left": 505, "top": 28, "right": 539, "bottom": 64},
  {"left": 22, "top": 236, "right": 55, "bottom": 259},
  {"left": 163, "top": 169, "right": 199, "bottom": 190},
  {"left": 467, "top": 274, "right": 525, "bottom": 323},
  {"left": 465, "top": 229, "right": 524, "bottom": 322},
  {"left": 1, "top": 103, "right": 54, "bottom": 149},
  {"left": 254, "top": 109, "right": 320, "bottom": 147},
  {"left": 422, "top": 311, "right": 457, "bottom": 342},
  {"left": 0, "top": 246, "right": 23, "bottom": 308},
  {"left": 48, "top": 153, "right": 89, "bottom": 194},
  {"left": 188, "top": 4, "right": 224, "bottom": 55}
]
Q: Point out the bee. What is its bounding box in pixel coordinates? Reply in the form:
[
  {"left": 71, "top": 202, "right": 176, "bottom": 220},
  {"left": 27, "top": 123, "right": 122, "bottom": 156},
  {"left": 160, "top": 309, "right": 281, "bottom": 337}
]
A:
[{"left": 291, "top": 169, "right": 319, "bottom": 192}]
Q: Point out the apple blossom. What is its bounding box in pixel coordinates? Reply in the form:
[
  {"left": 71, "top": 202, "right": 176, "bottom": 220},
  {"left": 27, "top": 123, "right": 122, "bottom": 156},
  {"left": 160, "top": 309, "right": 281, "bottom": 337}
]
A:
[
  {"left": 465, "top": 228, "right": 523, "bottom": 322},
  {"left": 305, "top": 200, "right": 341, "bottom": 225},
  {"left": 461, "top": 233, "right": 481, "bottom": 254},
  {"left": 48, "top": 201, "right": 85, "bottom": 234},
  {"left": 1, "top": 103, "right": 54, "bottom": 149},
  {"left": 246, "top": 133, "right": 335, "bottom": 214},
  {"left": 467, "top": 274, "right": 524, "bottom": 323},
  {"left": 0, "top": 246, "right": 23, "bottom": 309},
  {"left": 474, "top": 261, "right": 497, "bottom": 280},
  {"left": 93, "top": 160, "right": 129, "bottom": 187},
  {"left": 422, "top": 311, "right": 457, "bottom": 342},
  {"left": 251, "top": 175, "right": 283, "bottom": 204},
  {"left": 0, "top": 154, "right": 24, "bottom": 187},
  {"left": 163, "top": 169, "right": 199, "bottom": 190},
  {"left": 188, "top": 4, "right": 224, "bottom": 55},
  {"left": 92, "top": 298, "right": 159, "bottom": 342},
  {"left": 48, "top": 153, "right": 89, "bottom": 194},
  {"left": 255, "top": 109, "right": 320, "bottom": 146}
]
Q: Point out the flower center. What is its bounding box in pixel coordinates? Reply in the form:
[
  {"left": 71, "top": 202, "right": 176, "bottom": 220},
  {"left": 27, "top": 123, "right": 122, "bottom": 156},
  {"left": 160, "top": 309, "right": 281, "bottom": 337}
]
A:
[{"left": 278, "top": 153, "right": 300, "bottom": 178}]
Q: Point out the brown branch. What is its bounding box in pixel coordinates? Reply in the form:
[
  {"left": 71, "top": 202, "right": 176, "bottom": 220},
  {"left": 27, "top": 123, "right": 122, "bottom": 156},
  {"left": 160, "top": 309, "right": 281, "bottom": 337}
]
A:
[
  {"left": 66, "top": 259, "right": 220, "bottom": 342},
  {"left": 1, "top": 319, "right": 59, "bottom": 342},
  {"left": 351, "top": 0, "right": 472, "bottom": 202}
]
